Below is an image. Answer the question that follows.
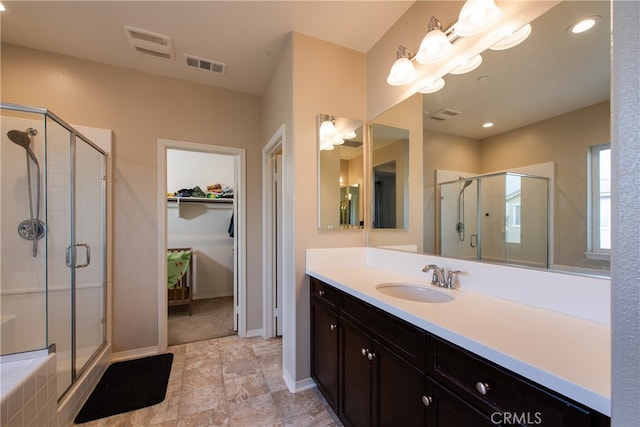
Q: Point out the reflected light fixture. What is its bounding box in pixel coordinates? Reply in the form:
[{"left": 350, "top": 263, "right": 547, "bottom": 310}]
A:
[
  {"left": 387, "top": 45, "right": 417, "bottom": 86},
  {"left": 449, "top": 54, "right": 483, "bottom": 74},
  {"left": 482, "top": 122, "right": 494, "bottom": 128},
  {"left": 455, "top": 0, "right": 501, "bottom": 37},
  {"left": 568, "top": 16, "right": 601, "bottom": 34},
  {"left": 418, "top": 77, "right": 445, "bottom": 94},
  {"left": 416, "top": 17, "right": 453, "bottom": 64},
  {"left": 0, "top": 2, "right": 6, "bottom": 12},
  {"left": 490, "top": 24, "right": 532, "bottom": 50}
]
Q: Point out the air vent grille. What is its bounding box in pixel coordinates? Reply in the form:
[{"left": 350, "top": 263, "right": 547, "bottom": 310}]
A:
[
  {"left": 426, "top": 109, "right": 461, "bottom": 121},
  {"left": 185, "top": 55, "right": 226, "bottom": 75},
  {"left": 124, "top": 26, "right": 174, "bottom": 60}
]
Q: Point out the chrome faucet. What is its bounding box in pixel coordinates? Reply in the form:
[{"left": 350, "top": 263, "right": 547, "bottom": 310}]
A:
[
  {"left": 422, "top": 264, "right": 446, "bottom": 287},
  {"left": 422, "top": 264, "right": 462, "bottom": 289}
]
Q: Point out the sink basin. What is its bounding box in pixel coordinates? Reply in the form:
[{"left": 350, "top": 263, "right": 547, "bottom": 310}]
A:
[{"left": 375, "top": 283, "right": 455, "bottom": 303}]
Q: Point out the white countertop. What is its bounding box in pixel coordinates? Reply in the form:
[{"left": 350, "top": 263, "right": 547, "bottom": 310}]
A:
[{"left": 306, "top": 249, "right": 611, "bottom": 416}]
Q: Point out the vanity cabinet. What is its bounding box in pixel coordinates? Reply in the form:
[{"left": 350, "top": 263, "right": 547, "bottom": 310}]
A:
[
  {"left": 425, "top": 335, "right": 610, "bottom": 427},
  {"left": 309, "top": 277, "right": 610, "bottom": 427},
  {"left": 310, "top": 279, "right": 340, "bottom": 410}
]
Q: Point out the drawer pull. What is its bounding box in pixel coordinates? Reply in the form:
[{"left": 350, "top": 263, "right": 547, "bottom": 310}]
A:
[
  {"left": 421, "top": 395, "right": 433, "bottom": 407},
  {"left": 330, "top": 324, "right": 336, "bottom": 331},
  {"left": 475, "top": 382, "right": 490, "bottom": 395},
  {"left": 318, "top": 289, "right": 325, "bottom": 296}
]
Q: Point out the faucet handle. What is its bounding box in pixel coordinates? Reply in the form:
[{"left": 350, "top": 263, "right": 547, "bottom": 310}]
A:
[{"left": 446, "top": 270, "right": 463, "bottom": 288}]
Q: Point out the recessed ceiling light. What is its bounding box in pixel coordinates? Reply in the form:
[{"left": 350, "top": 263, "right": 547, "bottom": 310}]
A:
[
  {"left": 0, "top": 2, "right": 7, "bottom": 12},
  {"left": 568, "top": 16, "right": 601, "bottom": 34},
  {"left": 482, "top": 122, "right": 494, "bottom": 128}
]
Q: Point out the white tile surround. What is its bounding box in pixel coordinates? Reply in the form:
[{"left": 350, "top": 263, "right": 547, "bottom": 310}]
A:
[
  {"left": 306, "top": 247, "right": 611, "bottom": 415},
  {"left": 1, "top": 354, "right": 58, "bottom": 427}
]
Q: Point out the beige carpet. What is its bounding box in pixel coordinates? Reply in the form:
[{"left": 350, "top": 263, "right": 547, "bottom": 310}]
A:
[{"left": 168, "top": 296, "right": 236, "bottom": 345}]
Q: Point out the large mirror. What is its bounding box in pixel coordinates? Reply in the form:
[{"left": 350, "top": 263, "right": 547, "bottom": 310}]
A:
[
  {"left": 318, "top": 114, "right": 364, "bottom": 230},
  {"left": 371, "top": 123, "right": 409, "bottom": 229},
  {"left": 370, "top": 1, "right": 611, "bottom": 276}
]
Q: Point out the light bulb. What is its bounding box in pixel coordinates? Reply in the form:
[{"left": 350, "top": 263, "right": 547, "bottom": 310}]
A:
[
  {"left": 455, "top": 0, "right": 501, "bottom": 37},
  {"left": 416, "top": 29, "right": 453, "bottom": 64},
  {"left": 449, "top": 55, "right": 483, "bottom": 75},
  {"left": 490, "top": 24, "right": 532, "bottom": 50},
  {"left": 418, "top": 77, "right": 445, "bottom": 94},
  {"left": 387, "top": 57, "right": 417, "bottom": 86}
]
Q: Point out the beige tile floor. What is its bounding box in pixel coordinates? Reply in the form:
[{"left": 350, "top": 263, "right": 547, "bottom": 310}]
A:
[{"left": 76, "top": 336, "right": 342, "bottom": 427}]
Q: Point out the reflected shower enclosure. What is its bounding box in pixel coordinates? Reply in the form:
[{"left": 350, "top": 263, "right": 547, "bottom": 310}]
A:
[
  {"left": 439, "top": 173, "right": 549, "bottom": 268},
  {"left": 1, "top": 103, "right": 107, "bottom": 399}
]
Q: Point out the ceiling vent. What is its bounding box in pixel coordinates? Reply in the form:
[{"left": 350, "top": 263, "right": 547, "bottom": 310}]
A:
[
  {"left": 426, "top": 109, "right": 461, "bottom": 121},
  {"left": 184, "top": 54, "right": 227, "bottom": 75},
  {"left": 124, "top": 26, "right": 174, "bottom": 60}
]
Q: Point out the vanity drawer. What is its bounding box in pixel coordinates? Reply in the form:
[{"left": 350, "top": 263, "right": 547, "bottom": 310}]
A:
[
  {"left": 426, "top": 335, "right": 608, "bottom": 426},
  {"left": 342, "top": 293, "right": 425, "bottom": 371},
  {"left": 310, "top": 277, "right": 339, "bottom": 309}
]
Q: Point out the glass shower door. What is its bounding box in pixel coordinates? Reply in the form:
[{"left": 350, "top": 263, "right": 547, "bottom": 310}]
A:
[
  {"left": 47, "top": 119, "right": 106, "bottom": 399},
  {"left": 73, "top": 134, "right": 106, "bottom": 378}
]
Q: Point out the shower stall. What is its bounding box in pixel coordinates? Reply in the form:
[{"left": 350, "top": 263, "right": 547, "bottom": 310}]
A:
[
  {"left": 1, "top": 103, "right": 107, "bottom": 400},
  {"left": 439, "top": 172, "right": 549, "bottom": 268}
]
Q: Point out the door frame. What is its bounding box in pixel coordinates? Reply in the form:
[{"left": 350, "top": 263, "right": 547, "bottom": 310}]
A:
[
  {"left": 157, "top": 138, "right": 247, "bottom": 351},
  {"left": 262, "top": 125, "right": 285, "bottom": 338}
]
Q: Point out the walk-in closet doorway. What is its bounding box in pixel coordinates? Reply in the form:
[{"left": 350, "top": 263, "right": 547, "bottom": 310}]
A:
[{"left": 157, "top": 139, "right": 246, "bottom": 350}]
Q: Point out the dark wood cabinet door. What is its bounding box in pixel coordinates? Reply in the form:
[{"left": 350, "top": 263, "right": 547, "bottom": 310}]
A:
[
  {"left": 425, "top": 378, "right": 498, "bottom": 427},
  {"left": 341, "top": 318, "right": 372, "bottom": 427},
  {"left": 310, "top": 300, "right": 339, "bottom": 411},
  {"left": 374, "top": 341, "right": 426, "bottom": 427}
]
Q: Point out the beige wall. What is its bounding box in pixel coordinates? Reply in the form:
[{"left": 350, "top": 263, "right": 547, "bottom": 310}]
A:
[
  {"left": 1, "top": 43, "right": 263, "bottom": 352},
  {"left": 288, "top": 33, "right": 367, "bottom": 381}
]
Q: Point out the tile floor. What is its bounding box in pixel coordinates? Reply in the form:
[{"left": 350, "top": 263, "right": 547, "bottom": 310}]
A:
[{"left": 76, "top": 336, "right": 342, "bottom": 426}]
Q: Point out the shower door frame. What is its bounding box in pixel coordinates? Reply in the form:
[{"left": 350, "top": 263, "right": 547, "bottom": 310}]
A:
[{"left": 1, "top": 102, "right": 109, "bottom": 398}]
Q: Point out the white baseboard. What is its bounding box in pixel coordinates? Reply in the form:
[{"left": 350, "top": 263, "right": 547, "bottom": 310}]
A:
[
  {"left": 245, "top": 328, "right": 264, "bottom": 338},
  {"left": 283, "top": 369, "right": 317, "bottom": 393},
  {"left": 110, "top": 346, "right": 159, "bottom": 362}
]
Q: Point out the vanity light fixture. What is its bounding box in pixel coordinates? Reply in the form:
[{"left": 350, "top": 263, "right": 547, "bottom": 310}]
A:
[
  {"left": 319, "top": 115, "right": 358, "bottom": 151},
  {"left": 418, "top": 77, "right": 446, "bottom": 94},
  {"left": 387, "top": 45, "right": 418, "bottom": 86},
  {"left": 455, "top": 0, "right": 501, "bottom": 37},
  {"left": 490, "top": 24, "right": 532, "bottom": 50},
  {"left": 449, "top": 54, "right": 483, "bottom": 75},
  {"left": 386, "top": 0, "right": 505, "bottom": 93},
  {"left": 415, "top": 17, "right": 454, "bottom": 64},
  {"left": 568, "top": 16, "right": 601, "bottom": 34}
]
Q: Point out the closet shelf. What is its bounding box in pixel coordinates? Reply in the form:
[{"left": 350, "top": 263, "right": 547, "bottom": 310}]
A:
[{"left": 168, "top": 197, "right": 233, "bottom": 204}]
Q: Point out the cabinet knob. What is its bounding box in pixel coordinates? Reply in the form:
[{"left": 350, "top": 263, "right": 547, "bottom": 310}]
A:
[
  {"left": 330, "top": 324, "right": 336, "bottom": 331},
  {"left": 361, "top": 348, "right": 368, "bottom": 357},
  {"left": 421, "top": 395, "right": 433, "bottom": 407},
  {"left": 318, "top": 289, "right": 325, "bottom": 296},
  {"left": 475, "top": 382, "right": 490, "bottom": 395},
  {"left": 367, "top": 351, "right": 375, "bottom": 361}
]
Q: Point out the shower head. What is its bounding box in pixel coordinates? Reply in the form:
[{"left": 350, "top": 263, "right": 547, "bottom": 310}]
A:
[
  {"left": 7, "top": 128, "right": 39, "bottom": 163},
  {"left": 459, "top": 179, "right": 473, "bottom": 194},
  {"left": 7, "top": 129, "right": 32, "bottom": 148}
]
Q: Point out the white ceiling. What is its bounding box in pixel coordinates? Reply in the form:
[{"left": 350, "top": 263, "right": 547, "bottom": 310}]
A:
[{"left": 0, "top": 1, "right": 414, "bottom": 95}]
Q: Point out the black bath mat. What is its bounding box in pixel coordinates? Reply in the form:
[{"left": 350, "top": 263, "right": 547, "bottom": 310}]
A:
[{"left": 74, "top": 353, "right": 173, "bottom": 424}]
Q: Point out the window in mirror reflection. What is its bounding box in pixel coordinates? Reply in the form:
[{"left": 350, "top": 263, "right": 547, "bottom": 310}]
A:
[
  {"left": 370, "top": 124, "right": 409, "bottom": 229},
  {"left": 588, "top": 143, "right": 611, "bottom": 256},
  {"left": 317, "top": 114, "right": 364, "bottom": 230}
]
